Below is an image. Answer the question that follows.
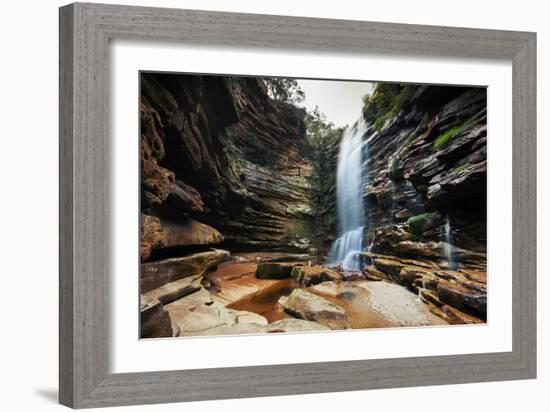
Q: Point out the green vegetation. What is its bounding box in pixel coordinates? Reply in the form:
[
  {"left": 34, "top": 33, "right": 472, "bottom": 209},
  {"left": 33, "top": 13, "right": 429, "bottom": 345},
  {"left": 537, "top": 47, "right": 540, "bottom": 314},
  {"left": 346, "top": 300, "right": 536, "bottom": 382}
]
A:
[
  {"left": 433, "top": 116, "right": 477, "bottom": 150},
  {"left": 291, "top": 266, "right": 306, "bottom": 283},
  {"left": 242, "top": 206, "right": 255, "bottom": 215},
  {"left": 304, "top": 106, "right": 345, "bottom": 148},
  {"left": 406, "top": 212, "right": 435, "bottom": 227},
  {"left": 405, "top": 131, "right": 417, "bottom": 146},
  {"left": 451, "top": 163, "right": 472, "bottom": 174},
  {"left": 264, "top": 78, "right": 305, "bottom": 104},
  {"left": 362, "top": 83, "right": 413, "bottom": 131},
  {"left": 406, "top": 211, "right": 443, "bottom": 236},
  {"left": 300, "top": 106, "right": 343, "bottom": 247},
  {"left": 404, "top": 113, "right": 431, "bottom": 147},
  {"left": 389, "top": 156, "right": 400, "bottom": 179}
]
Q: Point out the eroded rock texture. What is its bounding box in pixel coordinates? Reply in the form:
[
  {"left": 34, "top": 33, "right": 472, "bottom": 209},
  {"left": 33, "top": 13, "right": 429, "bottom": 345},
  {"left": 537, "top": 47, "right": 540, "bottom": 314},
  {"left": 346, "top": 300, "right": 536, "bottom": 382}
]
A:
[
  {"left": 140, "top": 73, "right": 314, "bottom": 256},
  {"left": 362, "top": 86, "right": 487, "bottom": 252},
  {"left": 138, "top": 74, "right": 319, "bottom": 337}
]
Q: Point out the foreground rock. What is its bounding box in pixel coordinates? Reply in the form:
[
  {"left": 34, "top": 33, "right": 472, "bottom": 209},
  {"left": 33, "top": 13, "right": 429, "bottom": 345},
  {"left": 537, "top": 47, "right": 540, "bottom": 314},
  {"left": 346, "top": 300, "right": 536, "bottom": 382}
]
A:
[
  {"left": 365, "top": 251, "right": 486, "bottom": 322},
  {"left": 267, "top": 318, "right": 330, "bottom": 333},
  {"left": 355, "top": 282, "right": 448, "bottom": 327},
  {"left": 140, "top": 249, "right": 230, "bottom": 293},
  {"left": 290, "top": 265, "right": 341, "bottom": 286},
  {"left": 140, "top": 295, "right": 176, "bottom": 338},
  {"left": 165, "top": 288, "right": 269, "bottom": 336},
  {"left": 280, "top": 289, "right": 350, "bottom": 330}
]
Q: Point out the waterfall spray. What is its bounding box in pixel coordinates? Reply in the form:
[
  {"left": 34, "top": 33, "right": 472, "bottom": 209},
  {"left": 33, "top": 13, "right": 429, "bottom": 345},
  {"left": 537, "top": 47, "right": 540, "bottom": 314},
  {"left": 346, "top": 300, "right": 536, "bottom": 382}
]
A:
[
  {"left": 443, "top": 216, "right": 457, "bottom": 270},
  {"left": 328, "top": 117, "right": 368, "bottom": 270}
]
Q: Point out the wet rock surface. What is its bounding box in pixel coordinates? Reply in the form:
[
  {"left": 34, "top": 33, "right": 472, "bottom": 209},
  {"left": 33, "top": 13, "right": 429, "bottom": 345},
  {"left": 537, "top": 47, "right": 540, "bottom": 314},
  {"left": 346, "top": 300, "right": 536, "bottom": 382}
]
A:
[{"left": 280, "top": 289, "right": 351, "bottom": 330}]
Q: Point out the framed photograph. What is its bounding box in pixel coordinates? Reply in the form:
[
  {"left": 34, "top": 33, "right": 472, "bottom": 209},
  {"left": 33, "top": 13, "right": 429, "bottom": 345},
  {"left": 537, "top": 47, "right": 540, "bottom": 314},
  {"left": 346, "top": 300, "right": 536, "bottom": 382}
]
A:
[{"left": 59, "top": 2, "right": 536, "bottom": 408}]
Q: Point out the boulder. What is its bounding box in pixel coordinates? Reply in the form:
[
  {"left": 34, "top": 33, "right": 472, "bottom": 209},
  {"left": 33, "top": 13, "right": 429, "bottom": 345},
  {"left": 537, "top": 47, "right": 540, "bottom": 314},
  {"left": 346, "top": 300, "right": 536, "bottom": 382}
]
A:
[
  {"left": 140, "top": 249, "right": 230, "bottom": 293},
  {"left": 140, "top": 295, "right": 175, "bottom": 338},
  {"left": 281, "top": 289, "right": 351, "bottom": 330},
  {"left": 267, "top": 318, "right": 330, "bottom": 333},
  {"left": 140, "top": 214, "right": 167, "bottom": 261},
  {"left": 308, "top": 281, "right": 340, "bottom": 297},
  {"left": 255, "top": 262, "right": 294, "bottom": 279},
  {"left": 290, "top": 265, "right": 341, "bottom": 286}
]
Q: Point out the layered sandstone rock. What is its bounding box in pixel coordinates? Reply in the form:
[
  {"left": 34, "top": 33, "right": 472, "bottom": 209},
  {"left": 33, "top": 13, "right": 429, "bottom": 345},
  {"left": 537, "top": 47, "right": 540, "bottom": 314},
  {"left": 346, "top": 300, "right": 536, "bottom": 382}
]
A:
[
  {"left": 140, "top": 249, "right": 230, "bottom": 293},
  {"left": 140, "top": 73, "right": 314, "bottom": 253},
  {"left": 280, "top": 289, "right": 351, "bottom": 330},
  {"left": 140, "top": 296, "right": 176, "bottom": 338}
]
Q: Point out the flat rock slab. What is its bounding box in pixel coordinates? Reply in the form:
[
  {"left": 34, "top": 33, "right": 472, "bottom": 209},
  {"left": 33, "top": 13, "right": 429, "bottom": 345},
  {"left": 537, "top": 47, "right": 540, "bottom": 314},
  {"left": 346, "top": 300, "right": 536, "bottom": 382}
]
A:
[
  {"left": 140, "top": 249, "right": 230, "bottom": 293},
  {"left": 143, "top": 274, "right": 202, "bottom": 305},
  {"left": 281, "top": 289, "right": 351, "bottom": 330},
  {"left": 355, "top": 282, "right": 448, "bottom": 327}
]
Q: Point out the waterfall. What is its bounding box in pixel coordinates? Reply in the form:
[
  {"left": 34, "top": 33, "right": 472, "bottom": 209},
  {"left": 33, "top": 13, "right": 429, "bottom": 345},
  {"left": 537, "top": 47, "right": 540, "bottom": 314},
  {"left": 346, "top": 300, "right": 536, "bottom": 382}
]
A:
[
  {"left": 328, "top": 117, "right": 368, "bottom": 270},
  {"left": 443, "top": 216, "right": 457, "bottom": 270}
]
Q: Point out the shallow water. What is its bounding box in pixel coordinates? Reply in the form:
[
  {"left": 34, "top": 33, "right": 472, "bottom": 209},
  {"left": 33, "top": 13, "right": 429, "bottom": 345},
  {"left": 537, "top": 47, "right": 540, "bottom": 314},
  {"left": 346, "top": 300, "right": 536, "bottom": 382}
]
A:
[
  {"left": 216, "top": 260, "right": 447, "bottom": 329},
  {"left": 227, "top": 279, "right": 295, "bottom": 323}
]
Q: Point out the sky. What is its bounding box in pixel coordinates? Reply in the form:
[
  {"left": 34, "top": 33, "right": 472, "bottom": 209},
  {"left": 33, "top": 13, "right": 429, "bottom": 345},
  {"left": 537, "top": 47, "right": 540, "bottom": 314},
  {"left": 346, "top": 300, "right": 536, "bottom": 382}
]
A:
[{"left": 296, "top": 79, "right": 374, "bottom": 128}]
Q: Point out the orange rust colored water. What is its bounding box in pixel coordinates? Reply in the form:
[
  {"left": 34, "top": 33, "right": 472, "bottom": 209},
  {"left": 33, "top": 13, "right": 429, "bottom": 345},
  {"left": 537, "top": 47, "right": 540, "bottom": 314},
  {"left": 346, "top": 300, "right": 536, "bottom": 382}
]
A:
[{"left": 212, "top": 260, "right": 447, "bottom": 330}]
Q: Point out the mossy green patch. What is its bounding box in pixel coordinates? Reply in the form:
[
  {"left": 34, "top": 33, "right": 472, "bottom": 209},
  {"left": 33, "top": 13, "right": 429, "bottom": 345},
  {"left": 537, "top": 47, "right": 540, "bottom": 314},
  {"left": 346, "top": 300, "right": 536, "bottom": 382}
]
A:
[
  {"left": 406, "top": 212, "right": 443, "bottom": 235},
  {"left": 362, "top": 83, "right": 413, "bottom": 131},
  {"left": 433, "top": 116, "right": 477, "bottom": 150},
  {"left": 452, "top": 163, "right": 472, "bottom": 174}
]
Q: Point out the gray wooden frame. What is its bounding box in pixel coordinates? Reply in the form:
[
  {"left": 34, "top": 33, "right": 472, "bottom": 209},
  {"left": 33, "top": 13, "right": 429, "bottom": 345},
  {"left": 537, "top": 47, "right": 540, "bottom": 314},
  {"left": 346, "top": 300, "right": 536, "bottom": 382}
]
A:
[{"left": 59, "top": 2, "right": 536, "bottom": 408}]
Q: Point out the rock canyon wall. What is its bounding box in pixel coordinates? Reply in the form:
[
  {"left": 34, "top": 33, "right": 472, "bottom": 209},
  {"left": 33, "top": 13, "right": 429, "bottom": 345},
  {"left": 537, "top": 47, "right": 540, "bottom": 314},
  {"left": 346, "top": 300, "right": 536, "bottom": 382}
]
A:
[
  {"left": 139, "top": 75, "right": 487, "bottom": 337},
  {"left": 141, "top": 73, "right": 316, "bottom": 261},
  {"left": 361, "top": 84, "right": 487, "bottom": 253}
]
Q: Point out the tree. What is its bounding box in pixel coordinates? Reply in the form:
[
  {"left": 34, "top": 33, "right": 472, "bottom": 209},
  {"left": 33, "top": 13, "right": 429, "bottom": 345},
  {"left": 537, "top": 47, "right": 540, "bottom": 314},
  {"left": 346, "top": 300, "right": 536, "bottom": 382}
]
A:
[
  {"left": 304, "top": 106, "right": 345, "bottom": 147},
  {"left": 264, "top": 78, "right": 305, "bottom": 104}
]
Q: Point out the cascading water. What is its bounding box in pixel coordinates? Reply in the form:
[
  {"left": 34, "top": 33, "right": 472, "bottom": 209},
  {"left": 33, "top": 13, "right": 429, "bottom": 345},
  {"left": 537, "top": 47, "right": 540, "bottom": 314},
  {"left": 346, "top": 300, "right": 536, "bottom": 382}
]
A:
[
  {"left": 328, "top": 117, "right": 368, "bottom": 270},
  {"left": 443, "top": 216, "right": 458, "bottom": 270}
]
